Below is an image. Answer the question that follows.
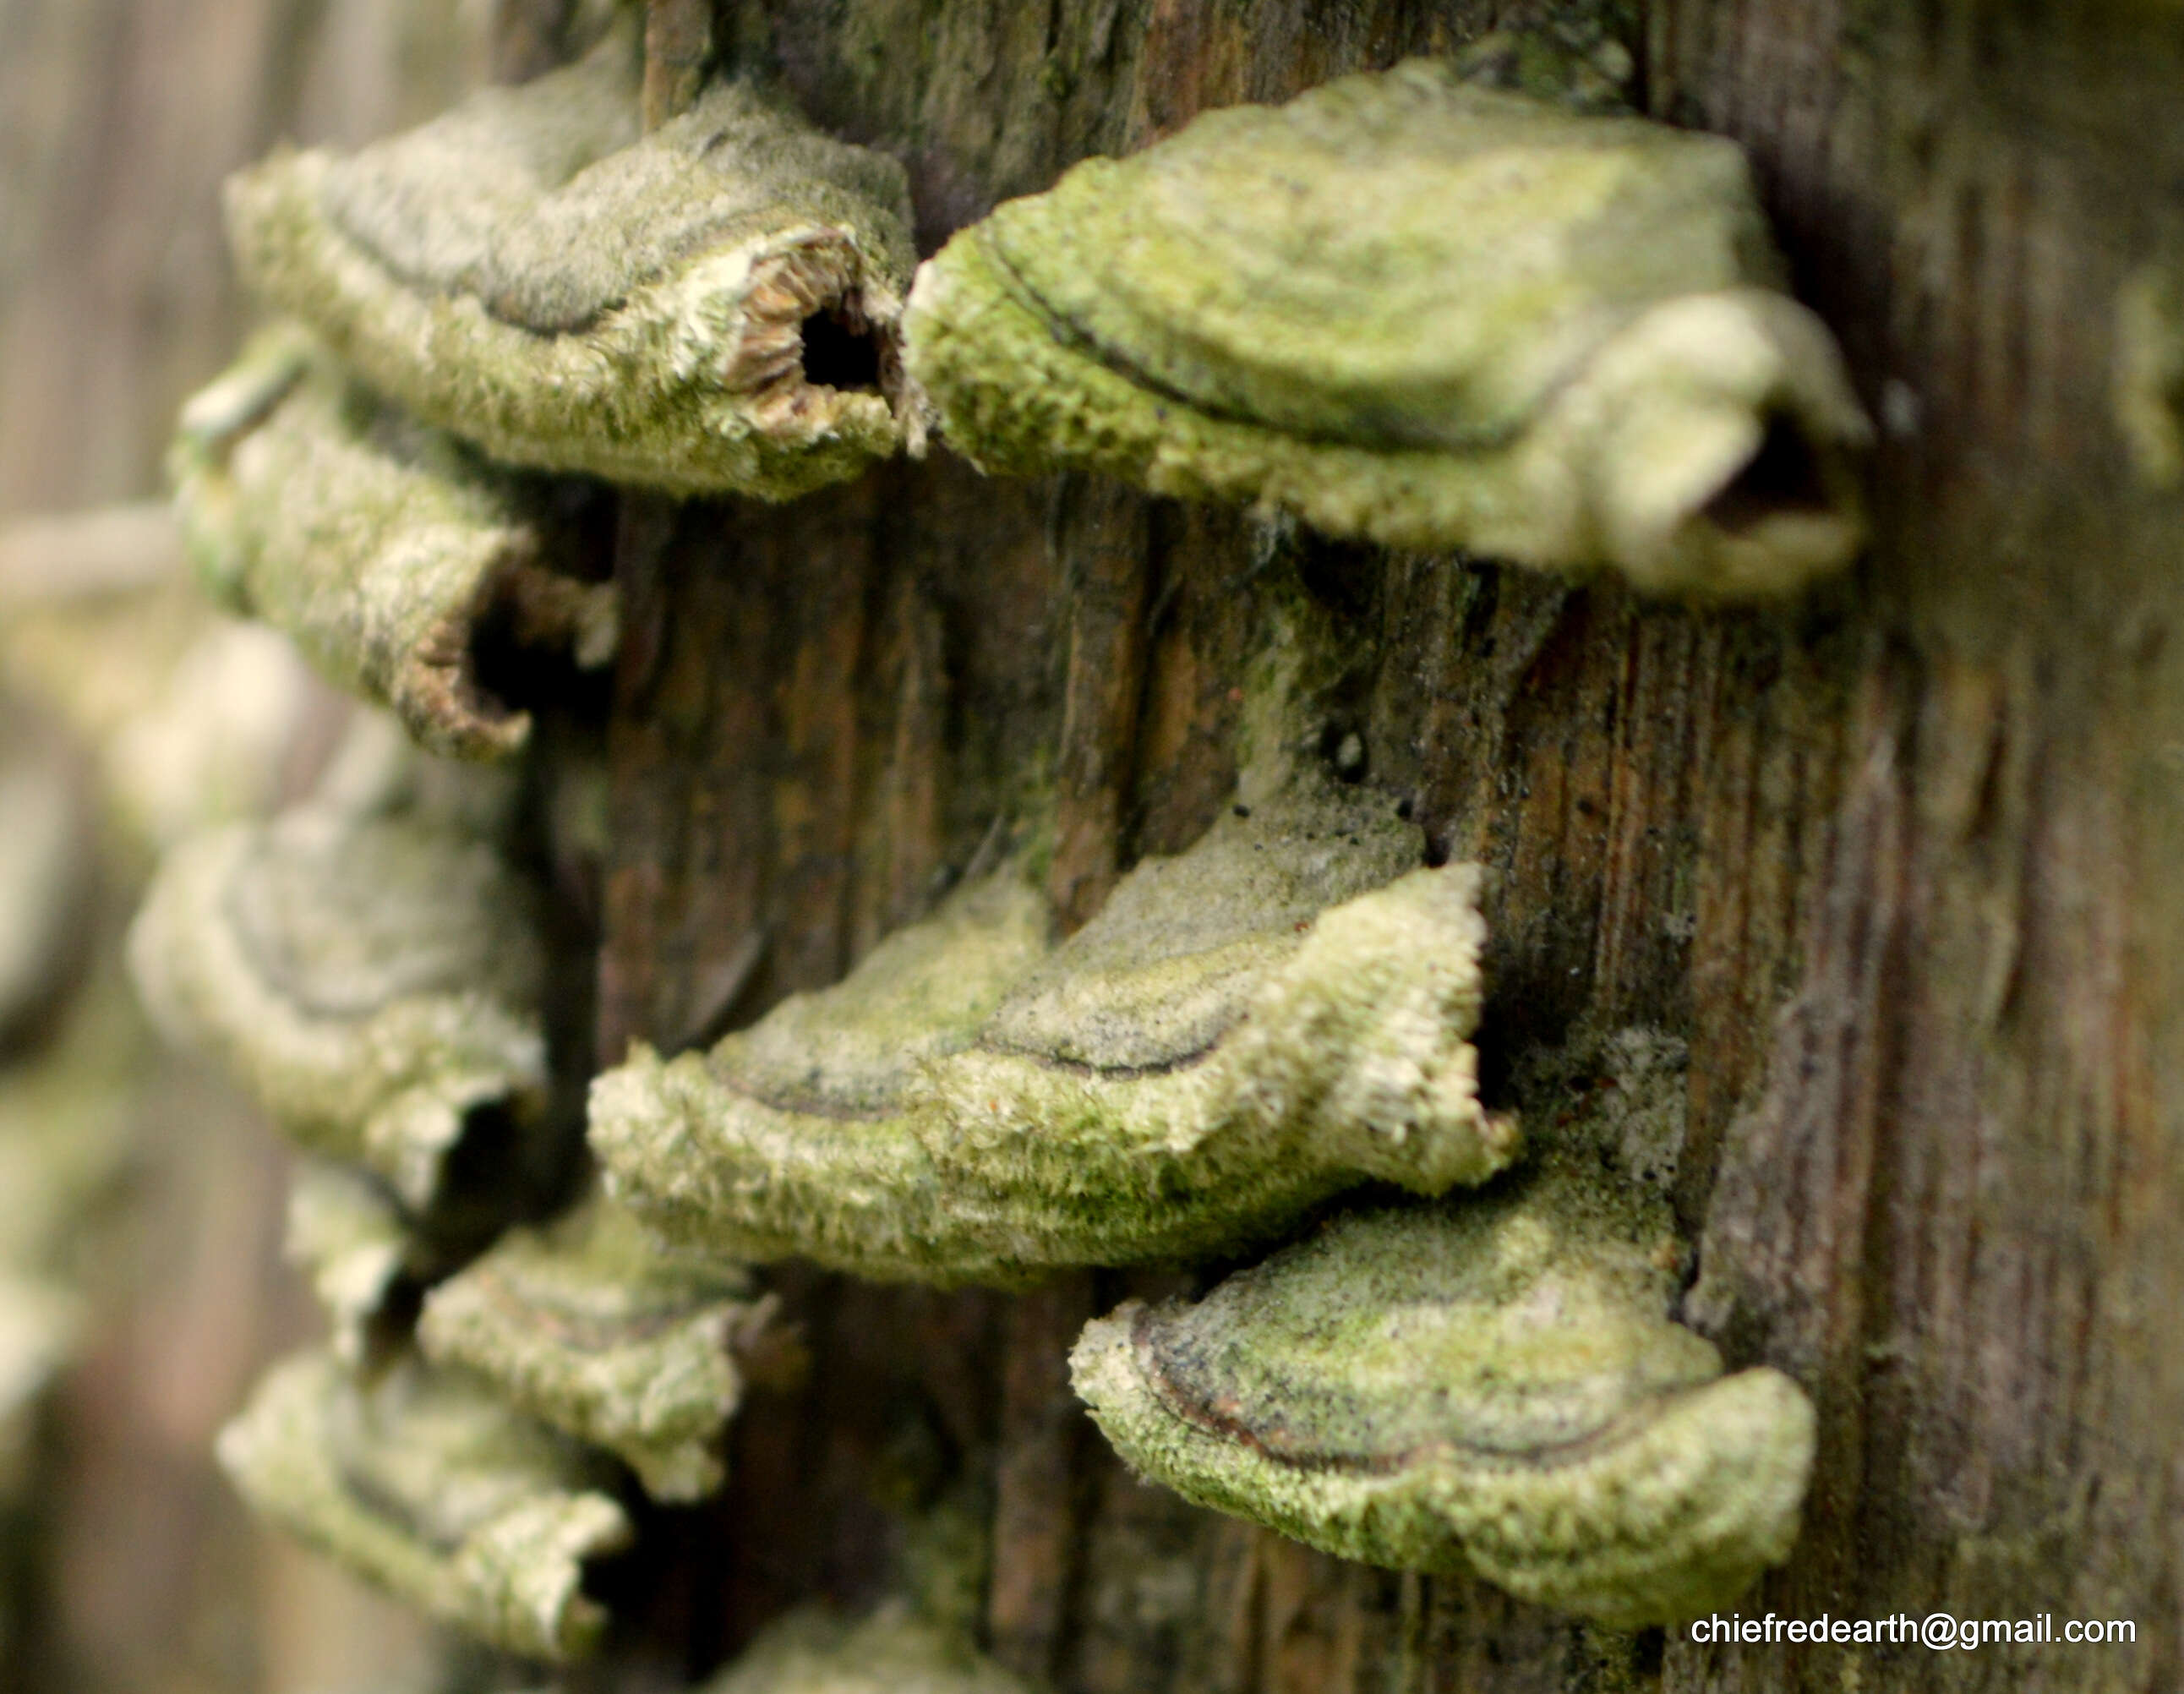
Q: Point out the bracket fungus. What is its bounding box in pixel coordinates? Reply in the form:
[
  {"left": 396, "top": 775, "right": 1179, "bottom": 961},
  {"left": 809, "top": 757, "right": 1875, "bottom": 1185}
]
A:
[
  {"left": 1070, "top": 1165, "right": 1815, "bottom": 1627},
  {"left": 418, "top": 1194, "right": 779, "bottom": 1501},
  {"left": 285, "top": 1157, "right": 453, "bottom": 1369},
  {"left": 172, "top": 327, "right": 615, "bottom": 761},
  {"left": 590, "top": 779, "right": 1515, "bottom": 1284},
  {"left": 0, "top": 719, "right": 86, "bottom": 1040},
  {"left": 216, "top": 1349, "right": 632, "bottom": 1661},
  {"left": 0, "top": 964, "right": 147, "bottom": 1489},
  {"left": 2116, "top": 261, "right": 2184, "bottom": 488},
  {"left": 125, "top": 805, "right": 549, "bottom": 1211},
  {"left": 0, "top": 1275, "right": 79, "bottom": 1494},
  {"left": 904, "top": 60, "right": 1872, "bottom": 597},
  {"left": 223, "top": 25, "right": 918, "bottom": 498}
]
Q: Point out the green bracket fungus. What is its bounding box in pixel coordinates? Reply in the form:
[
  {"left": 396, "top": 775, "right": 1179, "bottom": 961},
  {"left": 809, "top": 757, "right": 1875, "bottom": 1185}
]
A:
[
  {"left": 1069, "top": 1164, "right": 1815, "bottom": 1628},
  {"left": 418, "top": 1194, "right": 777, "bottom": 1501},
  {"left": 286, "top": 1158, "right": 439, "bottom": 1369},
  {"left": 903, "top": 60, "right": 1873, "bottom": 598},
  {"left": 172, "top": 327, "right": 615, "bottom": 761},
  {"left": 216, "top": 1349, "right": 632, "bottom": 1661},
  {"left": 590, "top": 777, "right": 1517, "bottom": 1285},
  {"left": 224, "top": 25, "right": 919, "bottom": 498},
  {"left": 699, "top": 1604, "right": 1036, "bottom": 1694},
  {"left": 590, "top": 866, "right": 1052, "bottom": 1281},
  {"left": 126, "top": 804, "right": 549, "bottom": 1211},
  {"left": 2116, "top": 261, "right": 2184, "bottom": 487},
  {"left": 0, "top": 718, "right": 86, "bottom": 1041},
  {"left": 0, "top": 969, "right": 143, "bottom": 1281},
  {"left": 0, "top": 1275, "right": 79, "bottom": 1495}
]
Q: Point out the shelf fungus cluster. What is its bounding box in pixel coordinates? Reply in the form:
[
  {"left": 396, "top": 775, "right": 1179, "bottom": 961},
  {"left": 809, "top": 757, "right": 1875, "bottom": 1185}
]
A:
[
  {"left": 172, "top": 7, "right": 925, "bottom": 778},
  {"left": 118, "top": 757, "right": 785, "bottom": 1653},
  {"left": 116, "top": 28, "right": 1854, "bottom": 1668},
  {"left": 903, "top": 60, "right": 1873, "bottom": 597},
  {"left": 590, "top": 777, "right": 1515, "bottom": 1284},
  {"left": 122, "top": 13, "right": 943, "bottom": 1658}
]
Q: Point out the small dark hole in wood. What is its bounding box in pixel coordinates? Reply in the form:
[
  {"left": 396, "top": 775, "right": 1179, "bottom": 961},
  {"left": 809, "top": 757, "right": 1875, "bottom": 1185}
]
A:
[
  {"left": 1703, "top": 413, "right": 1829, "bottom": 535},
  {"left": 800, "top": 309, "right": 882, "bottom": 391}
]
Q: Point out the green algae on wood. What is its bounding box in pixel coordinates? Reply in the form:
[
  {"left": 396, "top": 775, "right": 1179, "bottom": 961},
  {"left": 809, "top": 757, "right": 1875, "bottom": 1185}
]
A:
[
  {"left": 418, "top": 1194, "right": 774, "bottom": 1501},
  {"left": 125, "top": 805, "right": 549, "bottom": 1210},
  {"left": 216, "top": 1349, "right": 631, "bottom": 1661},
  {"left": 590, "top": 779, "right": 1516, "bottom": 1285},
  {"left": 701, "top": 1604, "right": 1035, "bottom": 1694},
  {"left": 903, "top": 61, "right": 1872, "bottom": 598},
  {"left": 1070, "top": 1164, "right": 1815, "bottom": 1627},
  {"left": 172, "top": 327, "right": 614, "bottom": 762},
  {"left": 223, "top": 27, "right": 919, "bottom": 498}
]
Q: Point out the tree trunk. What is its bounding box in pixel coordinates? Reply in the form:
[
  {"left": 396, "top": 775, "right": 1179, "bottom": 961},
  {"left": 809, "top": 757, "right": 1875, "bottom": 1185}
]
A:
[
  {"left": 598, "top": 4, "right": 2184, "bottom": 1692},
  {"left": 7, "top": 1, "right": 2182, "bottom": 1691}
]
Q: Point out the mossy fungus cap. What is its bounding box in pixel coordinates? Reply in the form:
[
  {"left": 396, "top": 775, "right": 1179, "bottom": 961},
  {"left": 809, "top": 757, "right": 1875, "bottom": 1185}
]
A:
[
  {"left": 216, "top": 1349, "right": 631, "bottom": 1660},
  {"left": 172, "top": 326, "right": 615, "bottom": 762},
  {"left": 418, "top": 1194, "right": 769, "bottom": 1502},
  {"left": 1072, "top": 1172, "right": 1816, "bottom": 1628},
  {"left": 126, "top": 806, "right": 549, "bottom": 1210},
  {"left": 591, "top": 776, "right": 1516, "bottom": 1285},
  {"left": 904, "top": 60, "right": 1872, "bottom": 596}
]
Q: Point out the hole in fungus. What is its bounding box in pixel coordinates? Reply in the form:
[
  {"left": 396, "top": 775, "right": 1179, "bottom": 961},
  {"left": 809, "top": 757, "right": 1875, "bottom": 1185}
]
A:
[
  {"left": 1701, "top": 413, "right": 1830, "bottom": 535},
  {"left": 799, "top": 307, "right": 883, "bottom": 391},
  {"left": 461, "top": 559, "right": 613, "bottom": 739}
]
